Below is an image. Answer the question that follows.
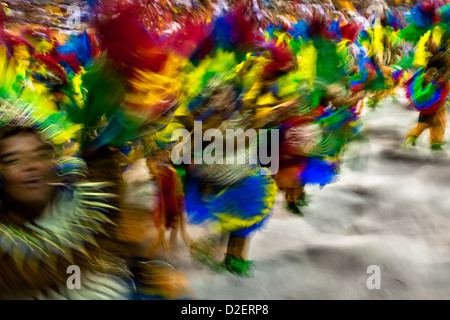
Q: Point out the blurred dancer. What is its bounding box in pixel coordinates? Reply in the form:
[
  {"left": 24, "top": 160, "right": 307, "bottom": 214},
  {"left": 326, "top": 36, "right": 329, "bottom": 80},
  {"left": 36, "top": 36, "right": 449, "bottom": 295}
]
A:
[
  {"left": 403, "top": 52, "right": 450, "bottom": 150},
  {"left": 182, "top": 80, "right": 277, "bottom": 276},
  {"left": 146, "top": 148, "right": 191, "bottom": 254},
  {"left": 0, "top": 105, "right": 134, "bottom": 299}
]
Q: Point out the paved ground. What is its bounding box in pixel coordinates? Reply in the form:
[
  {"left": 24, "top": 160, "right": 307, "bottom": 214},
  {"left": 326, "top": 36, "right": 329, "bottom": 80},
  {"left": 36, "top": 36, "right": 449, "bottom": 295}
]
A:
[{"left": 119, "top": 90, "right": 450, "bottom": 300}]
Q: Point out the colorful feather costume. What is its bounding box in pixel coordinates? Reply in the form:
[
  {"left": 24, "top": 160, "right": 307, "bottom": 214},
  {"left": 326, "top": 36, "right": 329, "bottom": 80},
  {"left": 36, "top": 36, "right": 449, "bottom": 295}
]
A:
[
  {"left": 254, "top": 10, "right": 370, "bottom": 214},
  {"left": 162, "top": 7, "right": 283, "bottom": 276}
]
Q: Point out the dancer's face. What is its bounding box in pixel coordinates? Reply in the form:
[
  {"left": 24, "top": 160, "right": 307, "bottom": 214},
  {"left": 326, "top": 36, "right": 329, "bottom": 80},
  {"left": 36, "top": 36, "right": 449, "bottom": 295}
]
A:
[
  {"left": 0, "top": 131, "right": 55, "bottom": 211},
  {"left": 424, "top": 67, "right": 438, "bottom": 84}
]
